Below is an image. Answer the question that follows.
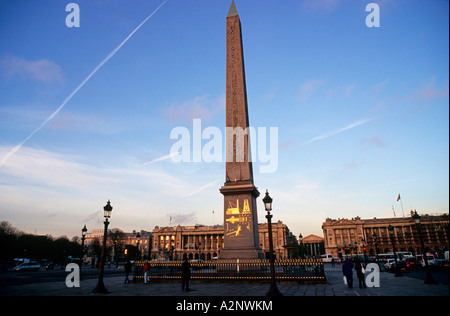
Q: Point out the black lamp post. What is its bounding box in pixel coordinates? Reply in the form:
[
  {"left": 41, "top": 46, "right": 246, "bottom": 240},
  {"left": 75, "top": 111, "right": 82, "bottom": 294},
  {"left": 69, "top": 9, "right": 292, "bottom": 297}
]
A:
[
  {"left": 263, "top": 190, "right": 282, "bottom": 296},
  {"left": 372, "top": 232, "right": 381, "bottom": 272},
  {"left": 412, "top": 211, "right": 437, "bottom": 285},
  {"left": 92, "top": 200, "right": 113, "bottom": 294},
  {"left": 361, "top": 238, "right": 368, "bottom": 267},
  {"left": 136, "top": 232, "right": 141, "bottom": 260},
  {"left": 80, "top": 225, "right": 87, "bottom": 280},
  {"left": 388, "top": 224, "right": 402, "bottom": 277},
  {"left": 298, "top": 233, "right": 304, "bottom": 259}
]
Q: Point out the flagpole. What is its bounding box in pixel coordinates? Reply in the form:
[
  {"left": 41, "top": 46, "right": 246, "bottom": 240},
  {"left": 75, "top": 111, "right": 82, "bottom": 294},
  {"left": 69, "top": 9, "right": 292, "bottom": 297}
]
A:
[{"left": 397, "top": 193, "right": 405, "bottom": 217}]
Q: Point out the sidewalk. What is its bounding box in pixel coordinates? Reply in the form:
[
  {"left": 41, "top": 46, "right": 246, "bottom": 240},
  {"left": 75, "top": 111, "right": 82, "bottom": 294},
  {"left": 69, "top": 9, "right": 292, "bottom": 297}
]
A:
[{"left": 1, "top": 264, "right": 448, "bottom": 296}]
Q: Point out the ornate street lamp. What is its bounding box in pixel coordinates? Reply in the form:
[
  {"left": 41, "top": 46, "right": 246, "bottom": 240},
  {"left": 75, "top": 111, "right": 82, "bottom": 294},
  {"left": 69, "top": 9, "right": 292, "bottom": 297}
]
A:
[
  {"left": 388, "top": 224, "right": 402, "bottom": 277},
  {"left": 263, "top": 190, "right": 282, "bottom": 296},
  {"left": 361, "top": 238, "right": 368, "bottom": 266},
  {"left": 80, "top": 225, "right": 87, "bottom": 280},
  {"left": 92, "top": 200, "right": 113, "bottom": 294},
  {"left": 298, "top": 233, "right": 304, "bottom": 259},
  {"left": 412, "top": 211, "right": 437, "bottom": 285},
  {"left": 372, "top": 232, "right": 382, "bottom": 272},
  {"left": 136, "top": 232, "right": 141, "bottom": 260}
]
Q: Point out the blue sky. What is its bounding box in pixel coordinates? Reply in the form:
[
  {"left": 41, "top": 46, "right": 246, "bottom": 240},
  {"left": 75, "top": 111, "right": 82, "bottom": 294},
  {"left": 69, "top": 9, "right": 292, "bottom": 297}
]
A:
[{"left": 0, "top": 0, "right": 448, "bottom": 239}]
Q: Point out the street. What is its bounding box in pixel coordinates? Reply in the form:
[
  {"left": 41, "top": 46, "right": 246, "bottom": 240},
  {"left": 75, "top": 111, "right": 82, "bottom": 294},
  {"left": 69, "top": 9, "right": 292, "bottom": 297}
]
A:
[
  {"left": 0, "top": 265, "right": 124, "bottom": 288},
  {"left": 0, "top": 263, "right": 448, "bottom": 297},
  {"left": 390, "top": 269, "right": 449, "bottom": 285}
]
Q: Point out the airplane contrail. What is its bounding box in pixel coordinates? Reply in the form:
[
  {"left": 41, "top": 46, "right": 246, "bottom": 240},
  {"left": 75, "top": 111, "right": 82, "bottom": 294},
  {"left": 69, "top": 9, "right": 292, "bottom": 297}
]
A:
[
  {"left": 300, "top": 118, "right": 372, "bottom": 146},
  {"left": 0, "top": 0, "right": 168, "bottom": 167}
]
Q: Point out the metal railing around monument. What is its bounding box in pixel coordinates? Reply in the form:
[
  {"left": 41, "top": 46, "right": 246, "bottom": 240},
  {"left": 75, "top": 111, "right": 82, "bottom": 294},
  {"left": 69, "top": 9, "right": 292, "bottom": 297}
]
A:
[{"left": 133, "top": 259, "right": 326, "bottom": 283}]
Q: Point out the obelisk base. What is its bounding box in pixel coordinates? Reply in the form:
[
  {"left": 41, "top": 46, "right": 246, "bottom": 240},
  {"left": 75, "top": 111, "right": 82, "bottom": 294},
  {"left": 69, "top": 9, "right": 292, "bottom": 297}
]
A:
[
  {"left": 220, "top": 183, "right": 264, "bottom": 260},
  {"left": 220, "top": 248, "right": 264, "bottom": 260}
]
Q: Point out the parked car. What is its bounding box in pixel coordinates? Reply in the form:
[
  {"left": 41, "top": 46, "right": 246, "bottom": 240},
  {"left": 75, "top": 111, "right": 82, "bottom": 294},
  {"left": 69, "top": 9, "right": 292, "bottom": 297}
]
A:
[
  {"left": 384, "top": 258, "right": 396, "bottom": 270},
  {"left": 405, "top": 257, "right": 420, "bottom": 270},
  {"left": 416, "top": 254, "right": 435, "bottom": 267},
  {"left": 384, "top": 259, "right": 407, "bottom": 272},
  {"left": 45, "top": 262, "right": 55, "bottom": 270},
  {"left": 430, "top": 259, "right": 450, "bottom": 271},
  {"left": 14, "top": 261, "right": 40, "bottom": 271}
]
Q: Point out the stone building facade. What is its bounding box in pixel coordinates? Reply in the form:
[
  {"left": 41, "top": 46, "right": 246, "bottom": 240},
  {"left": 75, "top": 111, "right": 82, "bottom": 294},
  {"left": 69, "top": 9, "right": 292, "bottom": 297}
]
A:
[
  {"left": 85, "top": 229, "right": 152, "bottom": 261},
  {"left": 322, "top": 212, "right": 449, "bottom": 258},
  {"left": 151, "top": 221, "right": 292, "bottom": 260}
]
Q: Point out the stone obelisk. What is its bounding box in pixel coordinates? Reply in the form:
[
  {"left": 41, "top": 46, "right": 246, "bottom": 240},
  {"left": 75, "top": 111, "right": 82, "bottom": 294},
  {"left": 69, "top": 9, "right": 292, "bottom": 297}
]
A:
[{"left": 219, "top": 1, "right": 263, "bottom": 260}]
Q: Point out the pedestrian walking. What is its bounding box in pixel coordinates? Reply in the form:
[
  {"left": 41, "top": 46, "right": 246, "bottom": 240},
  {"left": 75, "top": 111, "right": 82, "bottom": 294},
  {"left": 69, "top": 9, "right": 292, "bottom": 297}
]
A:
[
  {"left": 331, "top": 257, "right": 335, "bottom": 267},
  {"left": 342, "top": 258, "right": 353, "bottom": 288},
  {"left": 181, "top": 254, "right": 191, "bottom": 291},
  {"left": 355, "top": 258, "right": 366, "bottom": 289},
  {"left": 124, "top": 259, "right": 132, "bottom": 284},
  {"left": 144, "top": 261, "right": 150, "bottom": 284}
]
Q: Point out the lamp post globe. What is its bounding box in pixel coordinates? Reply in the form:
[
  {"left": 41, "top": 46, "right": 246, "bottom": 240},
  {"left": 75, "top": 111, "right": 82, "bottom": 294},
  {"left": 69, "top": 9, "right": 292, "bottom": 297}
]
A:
[{"left": 104, "top": 200, "right": 113, "bottom": 219}]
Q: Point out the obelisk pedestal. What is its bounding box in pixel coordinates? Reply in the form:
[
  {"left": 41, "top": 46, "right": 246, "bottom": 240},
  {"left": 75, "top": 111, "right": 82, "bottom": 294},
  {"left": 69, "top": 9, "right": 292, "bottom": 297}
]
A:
[{"left": 219, "top": 1, "right": 263, "bottom": 260}]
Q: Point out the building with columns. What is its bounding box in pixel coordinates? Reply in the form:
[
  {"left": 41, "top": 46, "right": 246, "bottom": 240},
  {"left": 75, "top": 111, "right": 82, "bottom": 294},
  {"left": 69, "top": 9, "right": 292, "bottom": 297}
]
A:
[
  {"left": 151, "top": 221, "right": 293, "bottom": 260},
  {"left": 258, "top": 221, "right": 295, "bottom": 259},
  {"left": 300, "top": 234, "right": 325, "bottom": 258},
  {"left": 152, "top": 225, "right": 224, "bottom": 261},
  {"left": 322, "top": 212, "right": 449, "bottom": 258}
]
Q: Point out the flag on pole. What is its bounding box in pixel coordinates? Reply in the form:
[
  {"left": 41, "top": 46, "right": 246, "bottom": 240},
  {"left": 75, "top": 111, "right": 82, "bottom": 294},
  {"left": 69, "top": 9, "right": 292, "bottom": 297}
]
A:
[{"left": 397, "top": 193, "right": 401, "bottom": 202}]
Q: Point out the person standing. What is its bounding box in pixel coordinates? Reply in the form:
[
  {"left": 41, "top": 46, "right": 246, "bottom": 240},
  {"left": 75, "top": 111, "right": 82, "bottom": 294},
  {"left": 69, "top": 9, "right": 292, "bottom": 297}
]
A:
[
  {"left": 181, "top": 254, "right": 191, "bottom": 291},
  {"left": 124, "top": 259, "right": 132, "bottom": 284},
  {"left": 144, "top": 261, "right": 150, "bottom": 284},
  {"left": 342, "top": 258, "right": 353, "bottom": 288},
  {"left": 355, "top": 258, "right": 366, "bottom": 289}
]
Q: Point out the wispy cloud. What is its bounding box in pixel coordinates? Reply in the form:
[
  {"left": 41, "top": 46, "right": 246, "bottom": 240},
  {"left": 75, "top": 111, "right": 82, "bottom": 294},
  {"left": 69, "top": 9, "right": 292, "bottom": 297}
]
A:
[
  {"left": 0, "top": 143, "right": 211, "bottom": 233},
  {"left": 82, "top": 211, "right": 103, "bottom": 226},
  {"left": 142, "top": 151, "right": 179, "bottom": 165},
  {"left": 360, "top": 136, "right": 385, "bottom": 148},
  {"left": 162, "top": 94, "right": 225, "bottom": 124},
  {"left": 183, "top": 179, "right": 221, "bottom": 198},
  {"left": 0, "top": 145, "right": 116, "bottom": 189},
  {"left": 166, "top": 212, "right": 197, "bottom": 226},
  {"left": 302, "top": 0, "right": 342, "bottom": 13},
  {"left": 301, "top": 119, "right": 372, "bottom": 146},
  {"left": 407, "top": 77, "right": 449, "bottom": 106},
  {"left": 0, "top": 55, "right": 63, "bottom": 84},
  {"left": 298, "top": 79, "right": 324, "bottom": 102}
]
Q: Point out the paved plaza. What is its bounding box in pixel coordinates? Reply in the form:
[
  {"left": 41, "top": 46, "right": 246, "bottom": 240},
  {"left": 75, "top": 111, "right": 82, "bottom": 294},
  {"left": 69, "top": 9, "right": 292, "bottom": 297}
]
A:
[{"left": 1, "top": 264, "right": 448, "bottom": 297}]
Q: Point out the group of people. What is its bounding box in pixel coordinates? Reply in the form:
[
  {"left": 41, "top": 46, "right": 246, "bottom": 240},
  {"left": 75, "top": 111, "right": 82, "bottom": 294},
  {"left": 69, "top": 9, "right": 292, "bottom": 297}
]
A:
[
  {"left": 342, "top": 258, "right": 367, "bottom": 289},
  {"left": 123, "top": 254, "right": 192, "bottom": 291}
]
